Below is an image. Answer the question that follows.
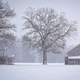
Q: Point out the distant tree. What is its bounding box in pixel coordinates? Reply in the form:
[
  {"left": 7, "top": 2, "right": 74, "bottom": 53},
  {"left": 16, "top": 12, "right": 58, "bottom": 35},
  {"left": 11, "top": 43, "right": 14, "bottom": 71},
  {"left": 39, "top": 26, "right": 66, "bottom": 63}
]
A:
[
  {"left": 0, "top": 0, "right": 16, "bottom": 56},
  {"left": 22, "top": 35, "right": 32, "bottom": 49},
  {"left": 23, "top": 8, "right": 77, "bottom": 64}
]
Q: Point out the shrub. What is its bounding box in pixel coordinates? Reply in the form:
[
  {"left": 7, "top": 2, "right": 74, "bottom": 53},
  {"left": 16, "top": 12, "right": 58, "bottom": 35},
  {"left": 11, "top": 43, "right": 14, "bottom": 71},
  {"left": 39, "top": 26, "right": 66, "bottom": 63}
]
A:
[{"left": 0, "top": 56, "right": 14, "bottom": 65}]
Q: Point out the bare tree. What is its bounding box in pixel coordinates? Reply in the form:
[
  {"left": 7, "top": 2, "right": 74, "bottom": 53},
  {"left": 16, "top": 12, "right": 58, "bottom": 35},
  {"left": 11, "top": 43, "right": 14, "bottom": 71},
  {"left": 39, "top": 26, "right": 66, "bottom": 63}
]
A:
[
  {"left": 0, "top": 0, "right": 16, "bottom": 57},
  {"left": 23, "top": 8, "right": 77, "bottom": 64}
]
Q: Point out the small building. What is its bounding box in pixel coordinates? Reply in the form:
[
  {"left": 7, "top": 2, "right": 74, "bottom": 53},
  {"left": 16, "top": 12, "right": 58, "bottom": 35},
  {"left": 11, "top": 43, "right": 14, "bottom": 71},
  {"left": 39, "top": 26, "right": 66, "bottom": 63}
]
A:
[
  {"left": 65, "top": 44, "right": 80, "bottom": 65},
  {"left": 65, "top": 56, "right": 80, "bottom": 65}
]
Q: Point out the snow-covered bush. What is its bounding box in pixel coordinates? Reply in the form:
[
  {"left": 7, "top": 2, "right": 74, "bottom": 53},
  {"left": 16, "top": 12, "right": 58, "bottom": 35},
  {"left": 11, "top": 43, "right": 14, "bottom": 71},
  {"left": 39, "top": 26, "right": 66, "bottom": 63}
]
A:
[{"left": 0, "top": 56, "right": 14, "bottom": 65}]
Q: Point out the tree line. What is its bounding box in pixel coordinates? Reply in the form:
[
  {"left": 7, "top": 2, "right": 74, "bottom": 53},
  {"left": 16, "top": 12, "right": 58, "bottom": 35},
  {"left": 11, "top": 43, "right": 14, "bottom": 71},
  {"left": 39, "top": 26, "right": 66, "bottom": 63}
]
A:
[{"left": 0, "top": 0, "right": 77, "bottom": 64}]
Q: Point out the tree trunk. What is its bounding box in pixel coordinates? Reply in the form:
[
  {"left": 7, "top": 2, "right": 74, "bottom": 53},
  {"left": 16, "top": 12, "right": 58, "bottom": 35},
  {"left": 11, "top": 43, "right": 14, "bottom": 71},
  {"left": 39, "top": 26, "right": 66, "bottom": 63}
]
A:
[{"left": 43, "top": 50, "right": 47, "bottom": 65}]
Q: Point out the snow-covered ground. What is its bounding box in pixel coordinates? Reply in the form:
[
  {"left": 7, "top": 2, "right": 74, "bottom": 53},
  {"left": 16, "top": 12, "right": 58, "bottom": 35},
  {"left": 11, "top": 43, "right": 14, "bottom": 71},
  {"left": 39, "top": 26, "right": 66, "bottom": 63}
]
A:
[{"left": 0, "top": 63, "right": 80, "bottom": 80}]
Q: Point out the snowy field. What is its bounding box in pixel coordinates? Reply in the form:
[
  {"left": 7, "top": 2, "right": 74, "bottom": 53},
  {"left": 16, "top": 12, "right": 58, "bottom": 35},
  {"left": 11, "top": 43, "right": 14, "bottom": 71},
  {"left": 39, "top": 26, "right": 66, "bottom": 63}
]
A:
[{"left": 0, "top": 63, "right": 80, "bottom": 80}]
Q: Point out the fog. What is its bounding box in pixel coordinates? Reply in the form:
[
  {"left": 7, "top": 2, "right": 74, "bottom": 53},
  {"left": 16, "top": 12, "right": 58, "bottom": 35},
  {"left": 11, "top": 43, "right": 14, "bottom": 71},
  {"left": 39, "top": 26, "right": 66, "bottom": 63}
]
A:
[
  {"left": 7, "top": 0, "right": 80, "bottom": 46},
  {"left": 2, "top": 0, "right": 80, "bottom": 62}
]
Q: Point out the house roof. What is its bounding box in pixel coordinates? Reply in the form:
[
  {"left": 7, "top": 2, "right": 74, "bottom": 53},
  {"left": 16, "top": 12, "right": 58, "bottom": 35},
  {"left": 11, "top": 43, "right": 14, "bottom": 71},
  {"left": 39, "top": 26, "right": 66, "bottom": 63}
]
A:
[
  {"left": 67, "top": 44, "right": 80, "bottom": 56},
  {"left": 69, "top": 56, "right": 80, "bottom": 59}
]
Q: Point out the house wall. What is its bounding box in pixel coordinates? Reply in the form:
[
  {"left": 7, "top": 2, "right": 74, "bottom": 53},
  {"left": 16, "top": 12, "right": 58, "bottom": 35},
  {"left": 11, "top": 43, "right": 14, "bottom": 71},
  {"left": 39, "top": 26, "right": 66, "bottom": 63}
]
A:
[{"left": 65, "top": 56, "right": 80, "bottom": 65}]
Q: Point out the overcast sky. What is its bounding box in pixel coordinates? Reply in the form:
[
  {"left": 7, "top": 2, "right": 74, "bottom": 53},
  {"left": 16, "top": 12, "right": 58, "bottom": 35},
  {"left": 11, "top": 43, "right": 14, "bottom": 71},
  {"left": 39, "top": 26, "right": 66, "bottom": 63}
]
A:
[{"left": 7, "top": 0, "right": 80, "bottom": 48}]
